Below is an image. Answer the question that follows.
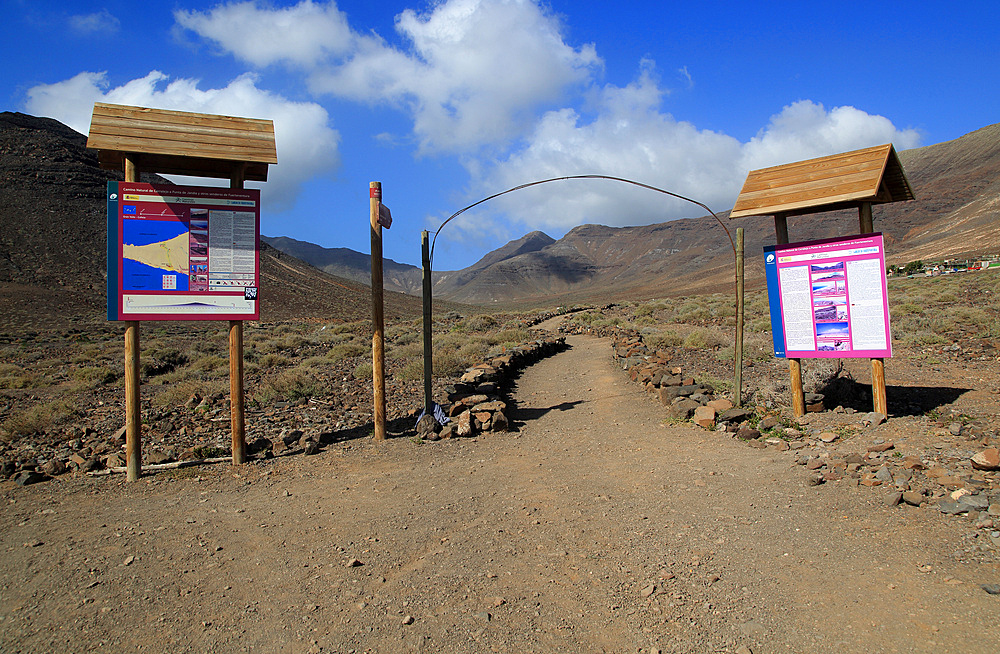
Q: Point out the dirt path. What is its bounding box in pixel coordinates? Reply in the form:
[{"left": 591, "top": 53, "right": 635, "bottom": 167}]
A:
[{"left": 2, "top": 331, "right": 998, "bottom": 653}]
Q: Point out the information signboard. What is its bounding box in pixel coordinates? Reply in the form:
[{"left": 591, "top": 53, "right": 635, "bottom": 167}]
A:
[
  {"left": 764, "top": 233, "right": 891, "bottom": 359},
  {"left": 107, "top": 182, "right": 260, "bottom": 321}
]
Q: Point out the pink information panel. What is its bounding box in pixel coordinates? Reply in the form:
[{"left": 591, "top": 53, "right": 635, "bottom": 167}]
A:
[{"left": 763, "top": 233, "right": 892, "bottom": 359}]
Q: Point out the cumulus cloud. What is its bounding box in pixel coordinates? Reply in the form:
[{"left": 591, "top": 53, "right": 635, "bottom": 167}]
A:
[
  {"left": 174, "top": 0, "right": 354, "bottom": 67},
  {"left": 25, "top": 71, "right": 340, "bottom": 212},
  {"left": 69, "top": 10, "right": 121, "bottom": 35},
  {"left": 459, "top": 69, "right": 922, "bottom": 236},
  {"left": 741, "top": 100, "right": 922, "bottom": 171},
  {"left": 176, "top": 0, "right": 601, "bottom": 153}
]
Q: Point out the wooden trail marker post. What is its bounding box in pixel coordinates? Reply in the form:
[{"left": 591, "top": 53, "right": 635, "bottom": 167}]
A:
[
  {"left": 88, "top": 103, "right": 275, "bottom": 479},
  {"left": 421, "top": 230, "right": 433, "bottom": 415},
  {"left": 370, "top": 182, "right": 386, "bottom": 441},
  {"left": 730, "top": 144, "right": 913, "bottom": 418}
]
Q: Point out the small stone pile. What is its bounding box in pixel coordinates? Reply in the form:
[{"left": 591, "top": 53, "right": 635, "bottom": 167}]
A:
[{"left": 416, "top": 337, "right": 567, "bottom": 441}]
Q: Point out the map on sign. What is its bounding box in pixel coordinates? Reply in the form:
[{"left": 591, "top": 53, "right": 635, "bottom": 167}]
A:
[
  {"left": 107, "top": 182, "right": 260, "bottom": 321},
  {"left": 121, "top": 219, "right": 191, "bottom": 291}
]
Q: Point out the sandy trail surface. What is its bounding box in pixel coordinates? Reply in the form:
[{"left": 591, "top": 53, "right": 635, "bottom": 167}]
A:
[{"left": 2, "top": 330, "right": 998, "bottom": 653}]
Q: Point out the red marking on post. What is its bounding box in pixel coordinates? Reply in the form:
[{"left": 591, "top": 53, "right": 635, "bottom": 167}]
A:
[{"left": 370, "top": 187, "right": 382, "bottom": 199}]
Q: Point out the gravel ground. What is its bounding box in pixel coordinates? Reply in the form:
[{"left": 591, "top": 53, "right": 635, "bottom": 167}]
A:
[{"left": 2, "top": 327, "right": 998, "bottom": 653}]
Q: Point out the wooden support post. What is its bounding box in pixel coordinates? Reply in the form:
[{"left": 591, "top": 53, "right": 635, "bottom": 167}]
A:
[
  {"left": 123, "top": 154, "right": 142, "bottom": 481},
  {"left": 774, "top": 213, "right": 806, "bottom": 417},
  {"left": 229, "top": 166, "right": 247, "bottom": 464},
  {"left": 860, "top": 201, "right": 887, "bottom": 415},
  {"left": 421, "top": 231, "right": 433, "bottom": 415},
  {"left": 872, "top": 358, "right": 887, "bottom": 415},
  {"left": 124, "top": 320, "right": 141, "bottom": 481},
  {"left": 370, "top": 182, "right": 386, "bottom": 441},
  {"left": 229, "top": 321, "right": 246, "bottom": 463},
  {"left": 859, "top": 201, "right": 874, "bottom": 234},
  {"left": 734, "top": 227, "right": 745, "bottom": 407}
]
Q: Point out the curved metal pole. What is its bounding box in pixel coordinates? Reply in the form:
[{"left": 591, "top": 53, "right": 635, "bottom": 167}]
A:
[
  {"left": 430, "top": 174, "right": 735, "bottom": 267},
  {"left": 422, "top": 174, "right": 743, "bottom": 411}
]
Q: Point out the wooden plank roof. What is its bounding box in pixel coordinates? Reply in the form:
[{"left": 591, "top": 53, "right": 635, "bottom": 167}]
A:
[
  {"left": 86, "top": 103, "right": 276, "bottom": 182},
  {"left": 729, "top": 143, "right": 913, "bottom": 219}
]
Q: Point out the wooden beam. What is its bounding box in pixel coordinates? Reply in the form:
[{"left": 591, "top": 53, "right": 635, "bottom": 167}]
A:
[
  {"left": 123, "top": 154, "right": 142, "bottom": 481},
  {"left": 859, "top": 201, "right": 874, "bottom": 234},
  {"left": 230, "top": 164, "right": 248, "bottom": 465}
]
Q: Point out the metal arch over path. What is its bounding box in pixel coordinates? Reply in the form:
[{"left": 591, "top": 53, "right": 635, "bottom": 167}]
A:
[
  {"left": 418, "top": 174, "right": 748, "bottom": 418},
  {"left": 430, "top": 174, "right": 735, "bottom": 267}
]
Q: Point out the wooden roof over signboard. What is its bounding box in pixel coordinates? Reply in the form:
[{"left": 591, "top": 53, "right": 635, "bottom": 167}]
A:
[
  {"left": 86, "top": 103, "right": 277, "bottom": 182},
  {"left": 729, "top": 144, "right": 913, "bottom": 219}
]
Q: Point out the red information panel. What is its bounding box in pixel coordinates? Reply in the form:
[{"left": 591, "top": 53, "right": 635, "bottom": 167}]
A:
[{"left": 107, "top": 182, "right": 260, "bottom": 321}]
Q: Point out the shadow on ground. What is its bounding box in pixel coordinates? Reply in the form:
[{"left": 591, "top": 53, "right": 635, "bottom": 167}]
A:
[
  {"left": 818, "top": 375, "right": 971, "bottom": 417},
  {"left": 511, "top": 401, "right": 584, "bottom": 424}
]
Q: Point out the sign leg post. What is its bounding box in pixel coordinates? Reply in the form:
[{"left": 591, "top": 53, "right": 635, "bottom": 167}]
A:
[
  {"left": 370, "top": 182, "right": 386, "bottom": 441},
  {"left": 734, "top": 227, "right": 745, "bottom": 406},
  {"left": 773, "top": 213, "right": 806, "bottom": 417},
  {"left": 871, "top": 357, "right": 887, "bottom": 415},
  {"left": 229, "top": 168, "right": 247, "bottom": 463},
  {"left": 123, "top": 154, "right": 143, "bottom": 481},
  {"left": 124, "top": 320, "right": 142, "bottom": 481},
  {"left": 230, "top": 320, "right": 246, "bottom": 463}
]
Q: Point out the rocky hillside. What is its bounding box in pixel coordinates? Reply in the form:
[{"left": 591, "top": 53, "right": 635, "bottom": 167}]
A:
[
  {"left": 267, "top": 122, "right": 1000, "bottom": 306},
  {"left": 261, "top": 235, "right": 425, "bottom": 296},
  {"left": 0, "top": 112, "right": 423, "bottom": 328}
]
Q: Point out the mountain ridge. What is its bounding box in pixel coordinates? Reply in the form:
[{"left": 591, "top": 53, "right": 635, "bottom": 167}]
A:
[{"left": 267, "top": 121, "right": 1000, "bottom": 305}]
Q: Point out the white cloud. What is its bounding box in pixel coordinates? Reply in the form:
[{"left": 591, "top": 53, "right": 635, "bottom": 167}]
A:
[
  {"left": 69, "top": 10, "right": 121, "bottom": 35},
  {"left": 177, "top": 0, "right": 602, "bottom": 153},
  {"left": 174, "top": 0, "right": 354, "bottom": 67},
  {"left": 24, "top": 71, "right": 340, "bottom": 212},
  {"left": 741, "top": 100, "right": 922, "bottom": 171},
  {"left": 461, "top": 70, "right": 922, "bottom": 236}
]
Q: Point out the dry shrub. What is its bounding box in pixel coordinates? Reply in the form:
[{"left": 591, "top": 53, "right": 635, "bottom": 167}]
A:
[
  {"left": 432, "top": 351, "right": 468, "bottom": 379},
  {"left": 259, "top": 353, "right": 291, "bottom": 368},
  {"left": 465, "top": 314, "right": 498, "bottom": 331},
  {"left": 352, "top": 362, "right": 373, "bottom": 381},
  {"left": 2, "top": 400, "right": 75, "bottom": 441},
  {"left": 191, "top": 354, "right": 227, "bottom": 374},
  {"left": 0, "top": 364, "right": 46, "bottom": 390},
  {"left": 152, "top": 379, "right": 227, "bottom": 408},
  {"left": 397, "top": 360, "right": 424, "bottom": 381},
  {"left": 646, "top": 330, "right": 682, "bottom": 348},
  {"left": 682, "top": 328, "right": 728, "bottom": 349},
  {"left": 328, "top": 342, "right": 367, "bottom": 362},
  {"left": 72, "top": 366, "right": 119, "bottom": 387},
  {"left": 257, "top": 368, "right": 321, "bottom": 402}
]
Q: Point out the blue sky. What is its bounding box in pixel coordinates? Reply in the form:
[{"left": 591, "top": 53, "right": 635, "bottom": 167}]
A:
[{"left": 3, "top": 1, "right": 998, "bottom": 271}]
